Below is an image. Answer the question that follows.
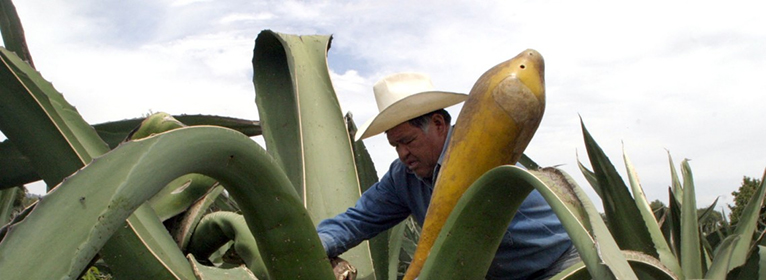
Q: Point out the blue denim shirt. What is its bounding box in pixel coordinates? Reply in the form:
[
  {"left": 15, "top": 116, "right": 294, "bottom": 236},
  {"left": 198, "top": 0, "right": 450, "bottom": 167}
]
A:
[{"left": 317, "top": 134, "right": 572, "bottom": 279}]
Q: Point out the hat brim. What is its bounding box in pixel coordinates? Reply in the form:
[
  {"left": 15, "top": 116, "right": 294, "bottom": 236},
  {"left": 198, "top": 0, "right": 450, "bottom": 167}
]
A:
[{"left": 355, "top": 91, "right": 468, "bottom": 141}]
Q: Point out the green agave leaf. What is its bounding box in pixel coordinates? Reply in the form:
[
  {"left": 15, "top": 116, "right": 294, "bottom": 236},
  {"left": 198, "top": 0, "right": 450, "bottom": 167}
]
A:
[
  {"left": 556, "top": 251, "right": 679, "bottom": 280},
  {"left": 252, "top": 31, "right": 302, "bottom": 196},
  {"left": 0, "top": 196, "right": 30, "bottom": 241},
  {"left": 550, "top": 261, "right": 590, "bottom": 280},
  {"left": 667, "top": 152, "right": 683, "bottom": 205},
  {"left": 531, "top": 167, "right": 637, "bottom": 280},
  {"left": 175, "top": 185, "right": 227, "bottom": 251},
  {"left": 122, "top": 113, "right": 261, "bottom": 144},
  {"left": 253, "top": 30, "right": 375, "bottom": 279},
  {"left": 1, "top": 48, "right": 197, "bottom": 278},
  {"left": 621, "top": 251, "right": 678, "bottom": 280},
  {"left": 92, "top": 114, "right": 260, "bottom": 150},
  {"left": 253, "top": 30, "right": 361, "bottom": 222},
  {"left": 698, "top": 197, "right": 720, "bottom": 231},
  {"left": 580, "top": 120, "right": 657, "bottom": 256},
  {"left": 729, "top": 245, "right": 766, "bottom": 280},
  {"left": 100, "top": 204, "right": 196, "bottom": 280},
  {"left": 133, "top": 113, "right": 221, "bottom": 221},
  {"left": 253, "top": 30, "right": 359, "bottom": 208},
  {"left": 704, "top": 233, "right": 741, "bottom": 279},
  {"left": 386, "top": 222, "right": 408, "bottom": 280},
  {"left": 148, "top": 173, "right": 218, "bottom": 221},
  {"left": 699, "top": 198, "right": 721, "bottom": 261},
  {"left": 0, "top": 126, "right": 335, "bottom": 280},
  {"left": 0, "top": 140, "right": 38, "bottom": 190},
  {"left": 0, "top": 47, "right": 109, "bottom": 189},
  {"left": 420, "top": 165, "right": 637, "bottom": 280},
  {"left": 0, "top": 186, "right": 20, "bottom": 224},
  {"left": 727, "top": 169, "right": 766, "bottom": 272},
  {"left": 666, "top": 187, "right": 683, "bottom": 260},
  {"left": 100, "top": 112, "right": 219, "bottom": 278},
  {"left": 623, "top": 148, "right": 684, "bottom": 278},
  {"left": 655, "top": 204, "right": 671, "bottom": 246},
  {"left": 187, "top": 255, "right": 258, "bottom": 280},
  {"left": 551, "top": 251, "right": 679, "bottom": 280},
  {"left": 347, "top": 113, "right": 379, "bottom": 194},
  {"left": 346, "top": 112, "right": 394, "bottom": 280},
  {"left": 125, "top": 112, "right": 187, "bottom": 140},
  {"left": 576, "top": 152, "right": 602, "bottom": 198},
  {"left": 212, "top": 187, "right": 240, "bottom": 212},
  {"left": 679, "top": 159, "right": 704, "bottom": 278},
  {"left": 0, "top": 0, "right": 35, "bottom": 68},
  {"left": 519, "top": 153, "right": 540, "bottom": 170},
  {"left": 398, "top": 217, "right": 421, "bottom": 276},
  {"left": 187, "top": 211, "right": 269, "bottom": 279},
  {"left": 703, "top": 225, "right": 729, "bottom": 261},
  {"left": 418, "top": 165, "right": 534, "bottom": 280},
  {"left": 0, "top": 114, "right": 260, "bottom": 189},
  {"left": 208, "top": 240, "right": 234, "bottom": 266}
]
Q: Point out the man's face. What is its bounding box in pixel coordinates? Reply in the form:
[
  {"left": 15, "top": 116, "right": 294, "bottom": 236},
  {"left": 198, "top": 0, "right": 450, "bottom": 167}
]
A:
[{"left": 386, "top": 115, "right": 448, "bottom": 178}]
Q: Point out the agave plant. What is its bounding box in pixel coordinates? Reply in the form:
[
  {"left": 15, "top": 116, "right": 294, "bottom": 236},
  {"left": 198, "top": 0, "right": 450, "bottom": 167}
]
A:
[
  {"left": 2, "top": 0, "right": 765, "bottom": 279},
  {"left": 569, "top": 121, "right": 766, "bottom": 279}
]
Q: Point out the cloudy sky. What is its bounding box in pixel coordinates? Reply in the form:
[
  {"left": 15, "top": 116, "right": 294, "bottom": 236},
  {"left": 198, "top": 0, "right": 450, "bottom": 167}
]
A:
[{"left": 3, "top": 0, "right": 765, "bottom": 213}]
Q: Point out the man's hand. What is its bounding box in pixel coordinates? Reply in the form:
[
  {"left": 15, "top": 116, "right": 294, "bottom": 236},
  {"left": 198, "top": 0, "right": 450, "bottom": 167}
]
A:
[{"left": 330, "top": 257, "right": 357, "bottom": 280}]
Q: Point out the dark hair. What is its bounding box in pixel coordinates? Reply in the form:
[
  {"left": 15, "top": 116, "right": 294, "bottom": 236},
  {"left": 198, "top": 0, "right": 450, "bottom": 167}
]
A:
[{"left": 408, "top": 109, "right": 451, "bottom": 132}]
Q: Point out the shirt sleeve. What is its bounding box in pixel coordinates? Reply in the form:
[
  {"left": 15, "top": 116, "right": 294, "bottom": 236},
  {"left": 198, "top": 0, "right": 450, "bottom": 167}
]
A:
[{"left": 316, "top": 168, "right": 411, "bottom": 258}]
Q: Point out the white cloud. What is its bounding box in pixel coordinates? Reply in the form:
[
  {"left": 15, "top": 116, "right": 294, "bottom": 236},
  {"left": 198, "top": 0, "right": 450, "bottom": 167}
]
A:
[
  {"left": 220, "top": 13, "right": 273, "bottom": 24},
  {"left": 170, "top": 0, "right": 212, "bottom": 7}
]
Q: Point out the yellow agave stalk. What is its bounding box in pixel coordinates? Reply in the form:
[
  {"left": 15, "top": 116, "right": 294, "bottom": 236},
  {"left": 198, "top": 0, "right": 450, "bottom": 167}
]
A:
[{"left": 404, "top": 49, "right": 546, "bottom": 279}]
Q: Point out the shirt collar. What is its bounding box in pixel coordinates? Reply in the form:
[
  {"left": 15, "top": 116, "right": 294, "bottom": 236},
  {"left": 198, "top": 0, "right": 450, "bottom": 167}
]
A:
[
  {"left": 429, "top": 126, "right": 454, "bottom": 183},
  {"left": 436, "top": 126, "right": 454, "bottom": 166}
]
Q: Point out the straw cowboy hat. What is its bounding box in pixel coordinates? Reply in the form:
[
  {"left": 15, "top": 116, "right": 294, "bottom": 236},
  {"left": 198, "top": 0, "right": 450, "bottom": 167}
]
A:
[{"left": 355, "top": 72, "right": 468, "bottom": 141}]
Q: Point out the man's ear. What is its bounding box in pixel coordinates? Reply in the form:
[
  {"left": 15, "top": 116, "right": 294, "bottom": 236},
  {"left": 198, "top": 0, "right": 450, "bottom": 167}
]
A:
[{"left": 431, "top": 113, "right": 448, "bottom": 133}]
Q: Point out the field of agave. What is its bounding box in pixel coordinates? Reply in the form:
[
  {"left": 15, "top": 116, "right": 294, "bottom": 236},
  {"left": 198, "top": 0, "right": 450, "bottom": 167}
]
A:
[{"left": 2, "top": 0, "right": 765, "bottom": 279}]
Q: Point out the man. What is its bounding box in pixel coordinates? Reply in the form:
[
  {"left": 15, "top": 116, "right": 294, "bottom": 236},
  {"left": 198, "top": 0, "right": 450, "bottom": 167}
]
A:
[{"left": 317, "top": 72, "right": 579, "bottom": 280}]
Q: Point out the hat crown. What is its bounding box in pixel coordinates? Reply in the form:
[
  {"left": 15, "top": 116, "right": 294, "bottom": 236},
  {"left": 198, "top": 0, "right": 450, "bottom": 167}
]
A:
[
  {"left": 373, "top": 72, "right": 436, "bottom": 112},
  {"left": 354, "top": 72, "right": 467, "bottom": 141}
]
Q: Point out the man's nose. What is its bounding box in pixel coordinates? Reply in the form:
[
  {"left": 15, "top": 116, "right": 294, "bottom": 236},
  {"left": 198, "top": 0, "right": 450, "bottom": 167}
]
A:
[{"left": 396, "top": 145, "right": 410, "bottom": 160}]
